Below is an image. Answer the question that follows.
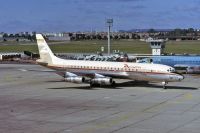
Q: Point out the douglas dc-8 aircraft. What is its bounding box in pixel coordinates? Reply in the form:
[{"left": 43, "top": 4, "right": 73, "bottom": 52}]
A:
[{"left": 36, "top": 34, "right": 184, "bottom": 89}]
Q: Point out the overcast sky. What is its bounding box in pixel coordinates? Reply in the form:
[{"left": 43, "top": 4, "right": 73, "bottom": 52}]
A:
[{"left": 0, "top": 0, "right": 200, "bottom": 32}]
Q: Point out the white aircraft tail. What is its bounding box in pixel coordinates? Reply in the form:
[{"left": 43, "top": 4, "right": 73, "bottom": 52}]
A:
[{"left": 36, "top": 34, "right": 57, "bottom": 64}]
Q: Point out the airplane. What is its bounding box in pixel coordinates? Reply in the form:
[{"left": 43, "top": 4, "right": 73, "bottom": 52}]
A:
[
  {"left": 35, "top": 34, "right": 184, "bottom": 89},
  {"left": 138, "top": 56, "right": 200, "bottom": 74}
]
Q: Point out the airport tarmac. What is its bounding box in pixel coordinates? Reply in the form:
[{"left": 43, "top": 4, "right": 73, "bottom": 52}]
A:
[{"left": 1, "top": 64, "right": 200, "bottom": 133}]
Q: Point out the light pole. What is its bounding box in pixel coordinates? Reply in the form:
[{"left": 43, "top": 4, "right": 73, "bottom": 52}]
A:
[{"left": 106, "top": 19, "right": 113, "bottom": 55}]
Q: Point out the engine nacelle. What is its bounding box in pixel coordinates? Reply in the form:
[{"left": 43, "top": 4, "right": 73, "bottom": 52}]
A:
[
  {"left": 91, "top": 78, "right": 113, "bottom": 85},
  {"left": 64, "top": 77, "right": 85, "bottom": 83}
]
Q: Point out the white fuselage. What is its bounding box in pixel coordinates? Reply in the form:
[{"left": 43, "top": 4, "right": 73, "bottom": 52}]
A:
[
  {"left": 38, "top": 56, "right": 184, "bottom": 82},
  {"left": 35, "top": 33, "right": 184, "bottom": 86}
]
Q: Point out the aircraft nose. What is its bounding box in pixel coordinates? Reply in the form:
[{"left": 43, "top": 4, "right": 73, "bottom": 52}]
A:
[{"left": 178, "top": 75, "right": 184, "bottom": 81}]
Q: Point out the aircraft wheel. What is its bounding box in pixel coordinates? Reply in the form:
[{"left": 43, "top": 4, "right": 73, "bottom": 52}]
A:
[
  {"left": 90, "top": 82, "right": 94, "bottom": 88},
  {"left": 111, "top": 81, "right": 116, "bottom": 88},
  {"left": 163, "top": 85, "right": 167, "bottom": 89}
]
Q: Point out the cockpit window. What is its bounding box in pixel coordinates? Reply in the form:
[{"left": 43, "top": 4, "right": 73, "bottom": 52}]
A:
[{"left": 167, "top": 68, "right": 175, "bottom": 72}]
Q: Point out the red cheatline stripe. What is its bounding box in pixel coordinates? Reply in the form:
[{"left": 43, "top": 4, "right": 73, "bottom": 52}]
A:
[{"left": 46, "top": 65, "right": 178, "bottom": 76}]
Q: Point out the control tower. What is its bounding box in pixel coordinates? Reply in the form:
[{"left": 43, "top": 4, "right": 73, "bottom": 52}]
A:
[{"left": 147, "top": 39, "right": 166, "bottom": 55}]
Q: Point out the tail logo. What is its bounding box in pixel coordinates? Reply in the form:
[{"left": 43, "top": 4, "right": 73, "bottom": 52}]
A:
[
  {"left": 40, "top": 46, "right": 48, "bottom": 53},
  {"left": 37, "top": 39, "right": 45, "bottom": 44}
]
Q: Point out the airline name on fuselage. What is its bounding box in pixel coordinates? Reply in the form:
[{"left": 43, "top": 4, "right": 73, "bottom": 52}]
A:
[{"left": 124, "top": 64, "right": 141, "bottom": 69}]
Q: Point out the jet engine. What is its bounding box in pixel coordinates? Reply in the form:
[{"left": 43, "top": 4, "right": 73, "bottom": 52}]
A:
[
  {"left": 64, "top": 72, "right": 85, "bottom": 83},
  {"left": 64, "top": 77, "right": 85, "bottom": 83},
  {"left": 90, "top": 78, "right": 113, "bottom": 85}
]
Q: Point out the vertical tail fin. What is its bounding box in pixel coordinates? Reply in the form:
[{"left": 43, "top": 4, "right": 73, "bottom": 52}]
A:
[{"left": 36, "top": 34, "right": 56, "bottom": 64}]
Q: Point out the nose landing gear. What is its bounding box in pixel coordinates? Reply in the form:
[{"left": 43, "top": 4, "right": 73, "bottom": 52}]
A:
[{"left": 162, "top": 81, "right": 168, "bottom": 89}]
